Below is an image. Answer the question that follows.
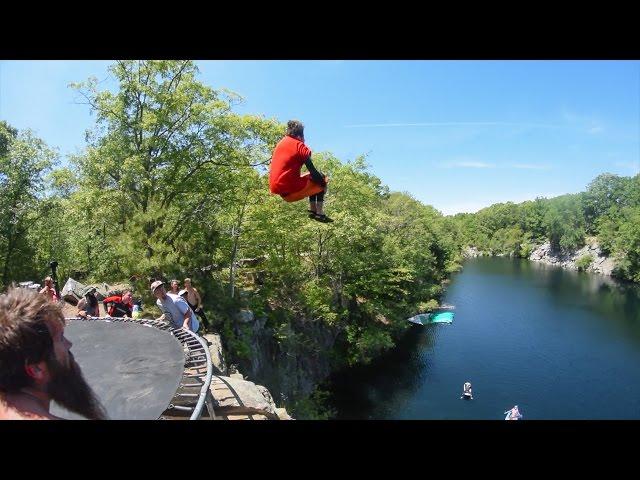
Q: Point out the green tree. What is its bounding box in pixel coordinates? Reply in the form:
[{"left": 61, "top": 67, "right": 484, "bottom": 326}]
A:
[
  {"left": 0, "top": 123, "right": 57, "bottom": 287},
  {"left": 68, "top": 60, "right": 281, "bottom": 281},
  {"left": 543, "top": 194, "right": 585, "bottom": 251},
  {"left": 610, "top": 206, "right": 640, "bottom": 282},
  {"left": 583, "top": 173, "right": 632, "bottom": 233}
]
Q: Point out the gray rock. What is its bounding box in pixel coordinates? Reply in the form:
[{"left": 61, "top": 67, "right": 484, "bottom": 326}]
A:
[
  {"left": 529, "top": 241, "right": 617, "bottom": 278},
  {"left": 202, "top": 333, "right": 227, "bottom": 375},
  {"left": 594, "top": 257, "right": 615, "bottom": 276},
  {"left": 209, "top": 375, "right": 279, "bottom": 419},
  {"left": 61, "top": 278, "right": 85, "bottom": 305},
  {"left": 236, "top": 309, "right": 255, "bottom": 323},
  {"left": 463, "top": 246, "right": 482, "bottom": 258},
  {"left": 18, "top": 281, "right": 40, "bottom": 290},
  {"left": 61, "top": 278, "right": 116, "bottom": 304},
  {"left": 254, "top": 316, "right": 268, "bottom": 331},
  {"left": 256, "top": 385, "right": 274, "bottom": 405},
  {"left": 275, "top": 407, "right": 294, "bottom": 420}
]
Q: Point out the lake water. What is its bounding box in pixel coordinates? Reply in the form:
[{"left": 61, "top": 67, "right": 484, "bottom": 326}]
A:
[{"left": 327, "top": 257, "right": 640, "bottom": 419}]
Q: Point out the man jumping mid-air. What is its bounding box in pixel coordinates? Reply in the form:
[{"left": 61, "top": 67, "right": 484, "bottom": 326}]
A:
[{"left": 269, "top": 120, "right": 333, "bottom": 223}]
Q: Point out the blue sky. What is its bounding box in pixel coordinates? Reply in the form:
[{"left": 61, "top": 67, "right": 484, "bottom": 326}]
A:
[{"left": 1, "top": 60, "right": 638, "bottom": 215}]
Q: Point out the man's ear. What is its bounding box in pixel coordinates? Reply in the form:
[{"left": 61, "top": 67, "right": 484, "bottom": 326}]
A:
[{"left": 25, "top": 362, "right": 47, "bottom": 382}]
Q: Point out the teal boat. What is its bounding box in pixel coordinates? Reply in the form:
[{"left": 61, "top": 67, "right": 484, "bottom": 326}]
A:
[{"left": 407, "top": 311, "right": 454, "bottom": 325}]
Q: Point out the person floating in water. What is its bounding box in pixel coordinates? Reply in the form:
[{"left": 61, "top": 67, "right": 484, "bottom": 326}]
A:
[
  {"left": 461, "top": 381, "right": 473, "bottom": 399},
  {"left": 504, "top": 405, "right": 523, "bottom": 420},
  {"left": 269, "top": 120, "right": 333, "bottom": 223}
]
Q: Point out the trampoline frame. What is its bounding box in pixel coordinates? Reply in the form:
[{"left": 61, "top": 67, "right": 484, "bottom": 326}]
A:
[{"left": 64, "top": 316, "right": 216, "bottom": 420}]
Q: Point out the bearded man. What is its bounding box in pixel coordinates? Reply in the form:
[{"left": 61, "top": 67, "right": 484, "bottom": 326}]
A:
[{"left": 0, "top": 286, "right": 107, "bottom": 420}]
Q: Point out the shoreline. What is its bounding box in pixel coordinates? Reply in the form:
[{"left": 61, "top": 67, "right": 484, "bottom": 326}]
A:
[{"left": 462, "top": 240, "right": 628, "bottom": 281}]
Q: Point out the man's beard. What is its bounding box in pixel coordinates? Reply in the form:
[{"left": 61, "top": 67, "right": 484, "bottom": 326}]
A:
[{"left": 47, "top": 353, "right": 108, "bottom": 420}]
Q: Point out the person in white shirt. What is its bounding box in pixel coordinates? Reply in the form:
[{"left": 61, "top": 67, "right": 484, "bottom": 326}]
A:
[{"left": 150, "top": 280, "right": 199, "bottom": 332}]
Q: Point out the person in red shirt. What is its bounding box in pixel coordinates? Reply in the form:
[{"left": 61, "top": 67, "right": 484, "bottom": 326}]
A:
[
  {"left": 102, "top": 290, "right": 134, "bottom": 318},
  {"left": 269, "top": 120, "right": 333, "bottom": 223}
]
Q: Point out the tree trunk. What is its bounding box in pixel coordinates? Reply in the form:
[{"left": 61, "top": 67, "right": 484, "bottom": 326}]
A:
[{"left": 229, "top": 196, "right": 249, "bottom": 298}]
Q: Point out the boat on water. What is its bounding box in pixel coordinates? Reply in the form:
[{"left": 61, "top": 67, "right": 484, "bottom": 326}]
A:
[{"left": 407, "top": 311, "right": 455, "bottom": 325}]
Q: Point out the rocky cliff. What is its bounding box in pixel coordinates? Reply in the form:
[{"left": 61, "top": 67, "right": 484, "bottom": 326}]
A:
[
  {"left": 528, "top": 239, "right": 615, "bottom": 276},
  {"left": 464, "top": 240, "right": 617, "bottom": 277},
  {"left": 229, "top": 309, "right": 341, "bottom": 407},
  {"left": 201, "top": 333, "right": 293, "bottom": 420}
]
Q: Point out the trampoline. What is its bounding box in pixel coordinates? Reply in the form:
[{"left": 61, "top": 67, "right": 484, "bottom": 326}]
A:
[{"left": 51, "top": 317, "right": 215, "bottom": 420}]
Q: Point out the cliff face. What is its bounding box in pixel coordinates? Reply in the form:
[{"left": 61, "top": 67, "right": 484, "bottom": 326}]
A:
[
  {"left": 529, "top": 240, "right": 616, "bottom": 276},
  {"left": 202, "top": 332, "right": 293, "bottom": 420},
  {"left": 231, "top": 309, "right": 342, "bottom": 404},
  {"left": 464, "top": 241, "right": 617, "bottom": 277}
]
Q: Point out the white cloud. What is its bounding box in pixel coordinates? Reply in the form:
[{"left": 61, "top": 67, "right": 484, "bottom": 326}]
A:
[
  {"left": 509, "top": 163, "right": 552, "bottom": 170},
  {"left": 443, "top": 161, "right": 495, "bottom": 169},
  {"left": 345, "top": 121, "right": 562, "bottom": 129},
  {"left": 439, "top": 161, "right": 551, "bottom": 170},
  {"left": 561, "top": 108, "right": 605, "bottom": 134},
  {"left": 438, "top": 157, "right": 494, "bottom": 169}
]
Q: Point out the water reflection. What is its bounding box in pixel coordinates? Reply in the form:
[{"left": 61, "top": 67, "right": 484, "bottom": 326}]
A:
[
  {"left": 525, "top": 260, "right": 640, "bottom": 340},
  {"left": 328, "top": 323, "right": 440, "bottom": 419}
]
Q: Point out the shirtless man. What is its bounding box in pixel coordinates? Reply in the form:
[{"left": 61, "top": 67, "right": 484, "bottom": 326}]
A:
[
  {"left": 183, "top": 278, "right": 208, "bottom": 325},
  {"left": 39, "top": 276, "right": 58, "bottom": 303}
]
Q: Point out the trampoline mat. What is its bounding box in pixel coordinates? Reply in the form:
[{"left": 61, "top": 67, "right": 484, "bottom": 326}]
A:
[{"left": 50, "top": 320, "right": 185, "bottom": 420}]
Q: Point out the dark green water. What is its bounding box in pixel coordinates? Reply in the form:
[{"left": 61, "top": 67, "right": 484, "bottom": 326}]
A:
[{"left": 327, "top": 257, "right": 640, "bottom": 419}]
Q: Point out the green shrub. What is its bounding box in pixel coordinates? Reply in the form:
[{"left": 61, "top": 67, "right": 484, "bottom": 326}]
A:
[
  {"left": 288, "top": 388, "right": 336, "bottom": 420},
  {"left": 576, "top": 254, "right": 594, "bottom": 272}
]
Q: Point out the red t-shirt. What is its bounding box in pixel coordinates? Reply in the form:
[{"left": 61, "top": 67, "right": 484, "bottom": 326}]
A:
[
  {"left": 269, "top": 135, "right": 312, "bottom": 195},
  {"left": 103, "top": 295, "right": 132, "bottom": 317}
]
